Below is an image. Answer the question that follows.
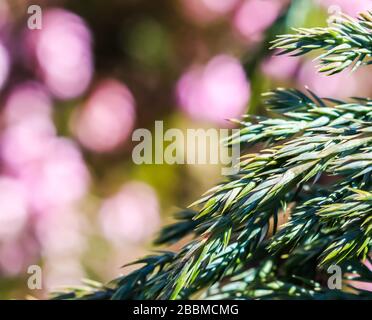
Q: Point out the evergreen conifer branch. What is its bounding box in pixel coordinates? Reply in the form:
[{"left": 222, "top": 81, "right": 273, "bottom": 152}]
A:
[
  {"left": 271, "top": 11, "right": 372, "bottom": 74},
  {"left": 52, "top": 11, "right": 372, "bottom": 301}
]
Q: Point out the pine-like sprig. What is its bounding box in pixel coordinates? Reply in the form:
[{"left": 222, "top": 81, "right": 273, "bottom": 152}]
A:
[
  {"left": 271, "top": 11, "right": 372, "bottom": 74},
  {"left": 53, "top": 11, "right": 372, "bottom": 300}
]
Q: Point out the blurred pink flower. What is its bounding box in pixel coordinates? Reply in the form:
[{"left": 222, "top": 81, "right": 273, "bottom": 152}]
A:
[
  {"left": 316, "top": 0, "right": 372, "bottom": 17},
  {"left": 261, "top": 54, "right": 300, "bottom": 81},
  {"left": 0, "top": 41, "right": 10, "bottom": 91},
  {"left": 1, "top": 81, "right": 90, "bottom": 212},
  {"left": 177, "top": 54, "right": 250, "bottom": 125},
  {"left": 33, "top": 8, "right": 93, "bottom": 99},
  {"left": 201, "top": 0, "right": 240, "bottom": 14},
  {"left": 233, "top": 0, "right": 284, "bottom": 42},
  {"left": 0, "top": 242, "right": 25, "bottom": 276},
  {"left": 36, "top": 206, "right": 86, "bottom": 256},
  {"left": 180, "top": 0, "right": 224, "bottom": 24},
  {"left": 0, "top": 242, "right": 25, "bottom": 275},
  {"left": 180, "top": 0, "right": 239, "bottom": 24},
  {"left": 73, "top": 79, "right": 136, "bottom": 153},
  {"left": 0, "top": 177, "right": 29, "bottom": 241},
  {"left": 20, "top": 138, "right": 90, "bottom": 212},
  {"left": 0, "top": 236, "right": 39, "bottom": 276},
  {"left": 0, "top": 83, "right": 90, "bottom": 277},
  {"left": 3, "top": 82, "right": 52, "bottom": 125},
  {"left": 1, "top": 115, "right": 56, "bottom": 171},
  {"left": 99, "top": 181, "right": 160, "bottom": 244},
  {"left": 297, "top": 59, "right": 359, "bottom": 98},
  {"left": 35, "top": 206, "right": 87, "bottom": 289}
]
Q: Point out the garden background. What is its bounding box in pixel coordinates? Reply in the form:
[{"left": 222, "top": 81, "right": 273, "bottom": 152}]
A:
[{"left": 0, "top": 0, "right": 370, "bottom": 299}]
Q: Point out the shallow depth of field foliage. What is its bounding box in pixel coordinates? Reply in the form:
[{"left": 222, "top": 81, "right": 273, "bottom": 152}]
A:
[{"left": 56, "top": 11, "right": 372, "bottom": 300}]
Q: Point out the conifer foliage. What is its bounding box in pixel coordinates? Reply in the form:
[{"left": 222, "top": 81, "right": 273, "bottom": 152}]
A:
[{"left": 56, "top": 11, "right": 372, "bottom": 300}]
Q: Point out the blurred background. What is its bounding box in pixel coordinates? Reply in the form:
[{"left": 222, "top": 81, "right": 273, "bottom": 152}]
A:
[{"left": 0, "top": 0, "right": 371, "bottom": 299}]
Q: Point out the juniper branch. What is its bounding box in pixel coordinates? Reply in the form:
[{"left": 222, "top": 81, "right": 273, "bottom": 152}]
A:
[
  {"left": 271, "top": 11, "right": 372, "bottom": 74},
  {"left": 53, "top": 10, "right": 372, "bottom": 301}
]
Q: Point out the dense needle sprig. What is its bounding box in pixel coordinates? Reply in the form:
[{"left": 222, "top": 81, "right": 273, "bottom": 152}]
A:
[
  {"left": 53, "top": 11, "right": 372, "bottom": 300},
  {"left": 272, "top": 11, "right": 372, "bottom": 74}
]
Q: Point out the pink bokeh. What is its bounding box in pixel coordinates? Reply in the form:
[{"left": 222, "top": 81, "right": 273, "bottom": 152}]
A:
[
  {"left": 73, "top": 79, "right": 136, "bottom": 153},
  {"left": 0, "top": 83, "right": 90, "bottom": 277},
  {"left": 261, "top": 54, "right": 300, "bottom": 81},
  {"left": 233, "top": 0, "right": 284, "bottom": 42},
  {"left": 1, "top": 114, "right": 90, "bottom": 213},
  {"left": 32, "top": 8, "right": 93, "bottom": 99},
  {"left": 0, "top": 80, "right": 91, "bottom": 277},
  {"left": 100, "top": 182, "right": 160, "bottom": 245},
  {"left": 0, "top": 236, "right": 39, "bottom": 276},
  {"left": 0, "top": 177, "right": 29, "bottom": 241},
  {"left": 316, "top": 0, "right": 372, "bottom": 17},
  {"left": 177, "top": 54, "right": 250, "bottom": 125},
  {"left": 202, "top": 0, "right": 240, "bottom": 13},
  {"left": 297, "top": 59, "right": 359, "bottom": 98},
  {"left": 1, "top": 82, "right": 56, "bottom": 174},
  {"left": 3, "top": 82, "right": 52, "bottom": 125},
  {"left": 19, "top": 138, "right": 90, "bottom": 213},
  {"left": 180, "top": 0, "right": 239, "bottom": 24},
  {"left": 35, "top": 205, "right": 87, "bottom": 289},
  {"left": 1, "top": 112, "right": 56, "bottom": 172}
]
